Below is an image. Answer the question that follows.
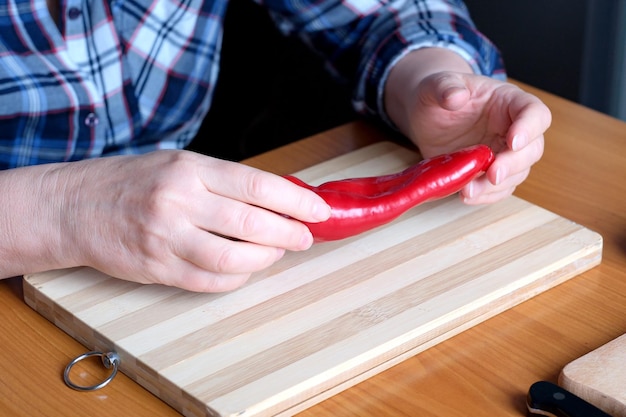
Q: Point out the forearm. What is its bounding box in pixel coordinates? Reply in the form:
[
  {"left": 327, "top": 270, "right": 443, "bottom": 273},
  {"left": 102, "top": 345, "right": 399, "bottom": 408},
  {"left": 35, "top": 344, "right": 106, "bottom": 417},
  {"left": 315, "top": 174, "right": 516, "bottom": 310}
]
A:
[
  {"left": 384, "top": 47, "right": 473, "bottom": 139},
  {"left": 0, "top": 163, "right": 77, "bottom": 278},
  {"left": 264, "top": 0, "right": 503, "bottom": 120}
]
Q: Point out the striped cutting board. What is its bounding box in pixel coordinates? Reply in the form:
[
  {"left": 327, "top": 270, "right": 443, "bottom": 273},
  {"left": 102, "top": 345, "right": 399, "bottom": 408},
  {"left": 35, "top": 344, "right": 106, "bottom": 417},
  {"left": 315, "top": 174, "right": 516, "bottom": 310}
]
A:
[{"left": 23, "top": 142, "right": 603, "bottom": 417}]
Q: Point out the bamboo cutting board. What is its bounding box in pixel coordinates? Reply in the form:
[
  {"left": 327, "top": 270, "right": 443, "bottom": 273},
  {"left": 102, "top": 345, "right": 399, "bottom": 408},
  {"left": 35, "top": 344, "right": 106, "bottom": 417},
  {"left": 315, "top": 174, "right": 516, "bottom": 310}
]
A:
[
  {"left": 560, "top": 333, "right": 626, "bottom": 416},
  {"left": 23, "top": 142, "right": 603, "bottom": 417}
]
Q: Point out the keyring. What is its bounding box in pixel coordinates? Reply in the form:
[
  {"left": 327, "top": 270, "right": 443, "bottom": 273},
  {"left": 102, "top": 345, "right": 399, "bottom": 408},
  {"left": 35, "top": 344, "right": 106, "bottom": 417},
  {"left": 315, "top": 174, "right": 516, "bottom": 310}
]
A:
[{"left": 64, "top": 351, "right": 120, "bottom": 391}]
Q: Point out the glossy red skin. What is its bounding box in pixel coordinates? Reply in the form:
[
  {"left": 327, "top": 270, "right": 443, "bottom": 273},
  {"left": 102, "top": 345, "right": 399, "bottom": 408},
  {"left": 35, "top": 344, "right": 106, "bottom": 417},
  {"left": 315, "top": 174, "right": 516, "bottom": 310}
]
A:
[{"left": 285, "top": 144, "right": 496, "bottom": 242}]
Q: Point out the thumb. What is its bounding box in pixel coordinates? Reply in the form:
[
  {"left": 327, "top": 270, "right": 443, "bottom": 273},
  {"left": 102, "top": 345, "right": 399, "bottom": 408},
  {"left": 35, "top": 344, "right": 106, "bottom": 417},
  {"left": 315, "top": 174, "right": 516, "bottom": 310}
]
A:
[{"left": 419, "top": 72, "right": 470, "bottom": 111}]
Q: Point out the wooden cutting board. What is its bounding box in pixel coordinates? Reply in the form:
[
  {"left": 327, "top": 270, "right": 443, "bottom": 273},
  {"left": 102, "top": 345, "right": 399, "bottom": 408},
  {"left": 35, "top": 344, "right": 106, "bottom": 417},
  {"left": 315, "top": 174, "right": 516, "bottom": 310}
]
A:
[
  {"left": 23, "top": 142, "right": 603, "bottom": 417},
  {"left": 560, "top": 333, "right": 626, "bottom": 416}
]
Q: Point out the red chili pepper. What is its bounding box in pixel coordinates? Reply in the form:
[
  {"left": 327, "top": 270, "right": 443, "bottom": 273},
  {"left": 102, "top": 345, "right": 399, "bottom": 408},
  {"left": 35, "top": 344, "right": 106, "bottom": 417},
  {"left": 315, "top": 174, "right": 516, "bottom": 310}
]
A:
[{"left": 285, "top": 144, "right": 495, "bottom": 242}]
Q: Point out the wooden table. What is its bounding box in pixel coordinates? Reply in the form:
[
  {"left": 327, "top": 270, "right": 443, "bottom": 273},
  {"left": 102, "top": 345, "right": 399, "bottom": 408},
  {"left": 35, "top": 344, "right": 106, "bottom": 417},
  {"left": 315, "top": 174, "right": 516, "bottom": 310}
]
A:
[{"left": 1, "top": 82, "right": 625, "bottom": 416}]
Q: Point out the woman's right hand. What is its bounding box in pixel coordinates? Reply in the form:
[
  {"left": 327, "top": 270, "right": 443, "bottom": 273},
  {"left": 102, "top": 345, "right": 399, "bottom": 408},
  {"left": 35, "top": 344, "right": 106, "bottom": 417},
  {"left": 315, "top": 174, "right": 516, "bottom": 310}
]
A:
[{"left": 3, "top": 150, "right": 330, "bottom": 292}]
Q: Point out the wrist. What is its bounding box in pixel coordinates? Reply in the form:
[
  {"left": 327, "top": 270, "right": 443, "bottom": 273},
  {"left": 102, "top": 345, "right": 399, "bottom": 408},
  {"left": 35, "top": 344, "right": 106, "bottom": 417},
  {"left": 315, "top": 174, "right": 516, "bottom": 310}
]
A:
[
  {"left": 45, "top": 161, "right": 88, "bottom": 270},
  {"left": 0, "top": 162, "right": 81, "bottom": 277}
]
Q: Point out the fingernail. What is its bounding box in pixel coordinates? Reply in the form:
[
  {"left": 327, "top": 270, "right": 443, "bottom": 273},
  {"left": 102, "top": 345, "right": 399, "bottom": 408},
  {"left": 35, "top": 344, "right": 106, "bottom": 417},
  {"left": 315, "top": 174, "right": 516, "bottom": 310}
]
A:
[
  {"left": 495, "top": 166, "right": 506, "bottom": 185},
  {"left": 466, "top": 181, "right": 475, "bottom": 199},
  {"left": 275, "top": 248, "right": 286, "bottom": 260},
  {"left": 299, "top": 231, "right": 314, "bottom": 250},
  {"left": 512, "top": 133, "right": 528, "bottom": 151},
  {"left": 312, "top": 202, "right": 331, "bottom": 221}
]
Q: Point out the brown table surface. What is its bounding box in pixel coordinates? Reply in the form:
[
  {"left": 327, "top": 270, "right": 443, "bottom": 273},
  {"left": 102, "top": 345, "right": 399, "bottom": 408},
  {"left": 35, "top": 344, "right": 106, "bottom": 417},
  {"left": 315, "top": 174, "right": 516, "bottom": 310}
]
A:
[{"left": 2, "top": 82, "right": 625, "bottom": 416}]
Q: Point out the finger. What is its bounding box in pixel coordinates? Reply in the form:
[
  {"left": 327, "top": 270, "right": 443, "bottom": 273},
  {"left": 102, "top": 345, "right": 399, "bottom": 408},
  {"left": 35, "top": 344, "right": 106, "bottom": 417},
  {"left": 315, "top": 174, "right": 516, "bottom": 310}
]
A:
[
  {"left": 462, "top": 185, "right": 516, "bottom": 206},
  {"left": 419, "top": 72, "right": 471, "bottom": 111},
  {"left": 105, "top": 251, "right": 256, "bottom": 293},
  {"left": 193, "top": 193, "right": 314, "bottom": 250},
  {"left": 176, "top": 228, "right": 286, "bottom": 276},
  {"left": 182, "top": 271, "right": 253, "bottom": 293},
  {"left": 200, "top": 160, "right": 331, "bottom": 223},
  {"left": 164, "top": 263, "right": 253, "bottom": 293},
  {"left": 462, "top": 169, "right": 530, "bottom": 205},
  {"left": 506, "top": 91, "right": 552, "bottom": 152},
  {"left": 486, "top": 135, "right": 544, "bottom": 185}
]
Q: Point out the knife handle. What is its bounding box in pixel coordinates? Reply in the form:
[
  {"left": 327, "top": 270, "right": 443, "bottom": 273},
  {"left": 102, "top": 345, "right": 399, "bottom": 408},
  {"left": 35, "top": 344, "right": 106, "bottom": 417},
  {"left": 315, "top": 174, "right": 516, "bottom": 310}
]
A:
[{"left": 526, "top": 381, "right": 612, "bottom": 417}]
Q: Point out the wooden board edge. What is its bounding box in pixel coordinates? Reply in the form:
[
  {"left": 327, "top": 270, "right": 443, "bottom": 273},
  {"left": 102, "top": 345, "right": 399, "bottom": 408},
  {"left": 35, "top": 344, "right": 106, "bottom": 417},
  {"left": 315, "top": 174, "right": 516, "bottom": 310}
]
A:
[
  {"left": 559, "top": 332, "right": 626, "bottom": 417},
  {"left": 22, "top": 275, "right": 213, "bottom": 417},
  {"left": 559, "top": 371, "right": 624, "bottom": 417}
]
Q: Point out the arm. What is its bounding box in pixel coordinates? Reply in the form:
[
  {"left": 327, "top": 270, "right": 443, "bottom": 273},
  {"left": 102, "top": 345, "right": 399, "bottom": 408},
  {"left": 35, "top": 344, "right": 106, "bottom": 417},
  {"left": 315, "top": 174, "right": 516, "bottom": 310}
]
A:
[
  {"left": 260, "top": 0, "right": 504, "bottom": 119},
  {"left": 0, "top": 164, "right": 70, "bottom": 278},
  {"left": 0, "top": 152, "right": 330, "bottom": 291},
  {"left": 262, "top": 0, "right": 550, "bottom": 204}
]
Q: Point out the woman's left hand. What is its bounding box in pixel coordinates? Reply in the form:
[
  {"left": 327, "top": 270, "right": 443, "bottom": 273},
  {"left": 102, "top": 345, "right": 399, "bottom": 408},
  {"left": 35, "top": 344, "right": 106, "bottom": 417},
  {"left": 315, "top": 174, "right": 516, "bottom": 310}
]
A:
[{"left": 385, "top": 48, "right": 552, "bottom": 205}]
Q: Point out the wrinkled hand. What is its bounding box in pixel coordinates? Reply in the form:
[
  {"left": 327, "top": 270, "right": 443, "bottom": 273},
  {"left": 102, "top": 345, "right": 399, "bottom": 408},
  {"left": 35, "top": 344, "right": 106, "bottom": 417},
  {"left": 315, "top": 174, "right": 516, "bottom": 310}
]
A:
[
  {"left": 58, "top": 151, "right": 330, "bottom": 292},
  {"left": 409, "top": 72, "right": 551, "bottom": 204},
  {"left": 385, "top": 49, "right": 552, "bottom": 205}
]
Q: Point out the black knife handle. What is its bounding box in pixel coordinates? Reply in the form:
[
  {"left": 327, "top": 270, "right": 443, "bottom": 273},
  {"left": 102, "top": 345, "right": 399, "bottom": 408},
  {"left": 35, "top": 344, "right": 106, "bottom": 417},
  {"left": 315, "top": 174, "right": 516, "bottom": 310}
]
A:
[{"left": 526, "top": 381, "right": 612, "bottom": 417}]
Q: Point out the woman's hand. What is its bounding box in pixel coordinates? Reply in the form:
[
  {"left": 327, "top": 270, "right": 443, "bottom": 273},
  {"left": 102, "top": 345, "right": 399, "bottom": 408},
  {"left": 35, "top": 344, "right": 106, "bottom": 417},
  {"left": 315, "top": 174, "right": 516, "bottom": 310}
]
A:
[
  {"left": 3, "top": 151, "right": 330, "bottom": 292},
  {"left": 385, "top": 48, "right": 552, "bottom": 205}
]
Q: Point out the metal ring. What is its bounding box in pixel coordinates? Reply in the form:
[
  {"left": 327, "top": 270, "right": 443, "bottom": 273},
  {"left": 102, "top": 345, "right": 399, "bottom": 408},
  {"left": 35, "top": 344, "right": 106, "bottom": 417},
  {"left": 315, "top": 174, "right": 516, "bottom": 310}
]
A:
[{"left": 64, "top": 351, "right": 120, "bottom": 391}]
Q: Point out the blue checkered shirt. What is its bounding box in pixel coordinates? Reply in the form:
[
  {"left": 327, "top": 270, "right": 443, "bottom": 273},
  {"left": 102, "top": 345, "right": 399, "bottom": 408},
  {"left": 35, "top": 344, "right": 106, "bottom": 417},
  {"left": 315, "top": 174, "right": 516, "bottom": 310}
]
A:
[{"left": 0, "top": 0, "right": 504, "bottom": 169}]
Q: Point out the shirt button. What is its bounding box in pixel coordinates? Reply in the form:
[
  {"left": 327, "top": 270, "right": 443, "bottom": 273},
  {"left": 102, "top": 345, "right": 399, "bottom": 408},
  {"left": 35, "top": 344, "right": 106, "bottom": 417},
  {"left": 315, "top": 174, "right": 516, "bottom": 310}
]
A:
[
  {"left": 68, "top": 7, "right": 82, "bottom": 19},
  {"left": 84, "top": 113, "right": 99, "bottom": 127}
]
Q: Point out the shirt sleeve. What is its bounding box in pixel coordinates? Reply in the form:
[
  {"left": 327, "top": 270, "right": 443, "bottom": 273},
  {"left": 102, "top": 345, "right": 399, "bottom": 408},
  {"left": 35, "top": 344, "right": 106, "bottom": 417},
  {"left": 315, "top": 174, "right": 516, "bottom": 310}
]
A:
[{"left": 256, "top": 0, "right": 506, "bottom": 126}]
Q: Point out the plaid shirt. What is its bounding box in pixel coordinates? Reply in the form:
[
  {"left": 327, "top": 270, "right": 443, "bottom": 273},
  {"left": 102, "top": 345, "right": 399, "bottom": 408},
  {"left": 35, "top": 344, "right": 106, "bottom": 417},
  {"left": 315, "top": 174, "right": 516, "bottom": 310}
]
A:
[{"left": 0, "top": 0, "right": 504, "bottom": 169}]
